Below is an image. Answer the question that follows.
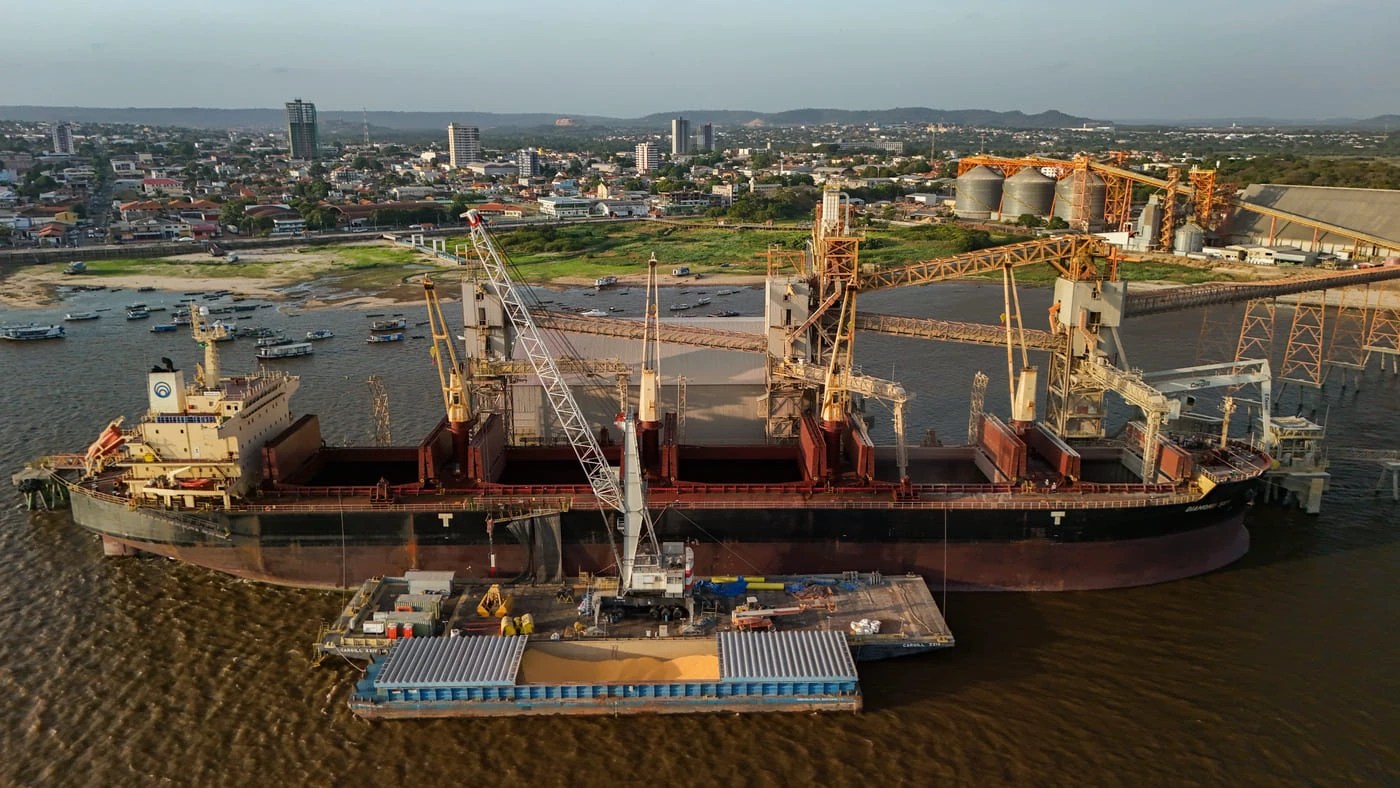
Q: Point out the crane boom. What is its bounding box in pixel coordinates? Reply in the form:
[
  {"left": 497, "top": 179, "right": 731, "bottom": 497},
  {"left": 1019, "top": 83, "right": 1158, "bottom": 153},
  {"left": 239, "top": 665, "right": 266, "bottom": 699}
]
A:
[
  {"left": 462, "top": 212, "right": 621, "bottom": 511},
  {"left": 423, "top": 275, "right": 470, "bottom": 424},
  {"left": 462, "top": 211, "right": 656, "bottom": 591}
]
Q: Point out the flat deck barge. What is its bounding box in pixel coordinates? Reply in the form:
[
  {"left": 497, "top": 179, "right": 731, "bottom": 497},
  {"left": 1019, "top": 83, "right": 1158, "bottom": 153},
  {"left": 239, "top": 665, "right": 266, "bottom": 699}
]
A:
[{"left": 315, "top": 571, "right": 953, "bottom": 664}]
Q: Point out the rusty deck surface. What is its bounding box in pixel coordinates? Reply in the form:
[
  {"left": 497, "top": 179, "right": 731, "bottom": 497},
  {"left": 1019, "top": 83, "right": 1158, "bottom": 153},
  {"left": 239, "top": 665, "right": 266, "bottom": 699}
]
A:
[{"left": 316, "top": 572, "right": 953, "bottom": 663}]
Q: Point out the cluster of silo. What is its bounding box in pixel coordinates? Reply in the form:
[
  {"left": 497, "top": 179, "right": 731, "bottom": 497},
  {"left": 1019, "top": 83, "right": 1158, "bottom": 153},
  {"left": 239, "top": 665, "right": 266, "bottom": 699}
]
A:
[{"left": 954, "top": 164, "right": 1110, "bottom": 226}]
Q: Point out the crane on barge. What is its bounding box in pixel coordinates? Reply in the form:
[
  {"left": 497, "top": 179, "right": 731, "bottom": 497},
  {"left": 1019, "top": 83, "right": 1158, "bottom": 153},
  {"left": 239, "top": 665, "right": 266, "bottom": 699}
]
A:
[{"left": 460, "top": 209, "right": 680, "bottom": 597}]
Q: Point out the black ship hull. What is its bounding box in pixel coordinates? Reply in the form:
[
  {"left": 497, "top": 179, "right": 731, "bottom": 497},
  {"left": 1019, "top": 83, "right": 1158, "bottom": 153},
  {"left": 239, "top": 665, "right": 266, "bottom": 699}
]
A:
[{"left": 70, "top": 476, "right": 1258, "bottom": 591}]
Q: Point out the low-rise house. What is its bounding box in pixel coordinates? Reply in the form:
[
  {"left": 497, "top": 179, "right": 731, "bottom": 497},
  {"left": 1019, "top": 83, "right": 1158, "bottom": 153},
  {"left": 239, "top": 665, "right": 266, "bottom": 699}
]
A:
[
  {"left": 468, "top": 202, "right": 527, "bottom": 219},
  {"left": 271, "top": 216, "right": 306, "bottom": 235},
  {"left": 593, "top": 200, "right": 648, "bottom": 218},
  {"left": 392, "top": 186, "right": 441, "bottom": 200},
  {"left": 537, "top": 196, "right": 592, "bottom": 219},
  {"left": 120, "top": 217, "right": 187, "bottom": 241},
  {"left": 119, "top": 200, "right": 166, "bottom": 221},
  {"left": 655, "top": 191, "right": 721, "bottom": 215},
  {"left": 467, "top": 162, "right": 519, "bottom": 178},
  {"left": 1243, "top": 245, "right": 1315, "bottom": 266},
  {"left": 141, "top": 177, "right": 183, "bottom": 196}
]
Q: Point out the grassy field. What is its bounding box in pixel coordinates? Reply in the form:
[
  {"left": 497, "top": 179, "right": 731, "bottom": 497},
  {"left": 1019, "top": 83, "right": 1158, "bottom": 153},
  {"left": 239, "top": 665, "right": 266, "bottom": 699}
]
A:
[
  {"left": 80, "top": 257, "right": 267, "bottom": 278},
  {"left": 964, "top": 257, "right": 1248, "bottom": 286},
  {"left": 445, "top": 223, "right": 1032, "bottom": 281},
  {"left": 323, "top": 245, "right": 422, "bottom": 267},
  {"left": 445, "top": 223, "right": 802, "bottom": 280},
  {"left": 73, "top": 245, "right": 424, "bottom": 284},
  {"left": 58, "top": 228, "right": 1245, "bottom": 291}
]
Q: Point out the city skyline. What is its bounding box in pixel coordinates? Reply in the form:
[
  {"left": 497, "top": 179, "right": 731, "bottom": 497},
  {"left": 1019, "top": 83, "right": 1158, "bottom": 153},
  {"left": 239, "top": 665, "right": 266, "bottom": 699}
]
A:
[{"left": 3, "top": 1, "right": 1397, "bottom": 121}]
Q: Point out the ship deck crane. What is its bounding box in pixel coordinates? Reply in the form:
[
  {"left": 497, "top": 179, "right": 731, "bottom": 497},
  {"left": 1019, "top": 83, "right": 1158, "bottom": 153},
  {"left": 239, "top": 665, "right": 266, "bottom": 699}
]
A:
[
  {"left": 461, "top": 210, "right": 667, "bottom": 595},
  {"left": 422, "top": 275, "right": 473, "bottom": 471},
  {"left": 638, "top": 252, "right": 664, "bottom": 468}
]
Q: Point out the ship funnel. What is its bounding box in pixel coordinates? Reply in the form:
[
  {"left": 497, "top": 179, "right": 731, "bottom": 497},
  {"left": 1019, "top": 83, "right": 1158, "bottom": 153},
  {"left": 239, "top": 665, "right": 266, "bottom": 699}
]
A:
[{"left": 148, "top": 368, "right": 187, "bottom": 414}]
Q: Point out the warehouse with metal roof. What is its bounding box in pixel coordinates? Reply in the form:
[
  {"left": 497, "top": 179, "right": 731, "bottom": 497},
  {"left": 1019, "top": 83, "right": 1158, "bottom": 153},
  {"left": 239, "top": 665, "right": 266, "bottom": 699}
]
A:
[{"left": 1227, "top": 184, "right": 1400, "bottom": 255}]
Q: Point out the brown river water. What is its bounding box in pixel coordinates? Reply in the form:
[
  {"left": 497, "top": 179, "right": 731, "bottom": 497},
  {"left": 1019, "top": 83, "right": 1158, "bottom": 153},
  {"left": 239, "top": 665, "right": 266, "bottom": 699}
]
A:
[{"left": 1, "top": 281, "right": 1396, "bottom": 786}]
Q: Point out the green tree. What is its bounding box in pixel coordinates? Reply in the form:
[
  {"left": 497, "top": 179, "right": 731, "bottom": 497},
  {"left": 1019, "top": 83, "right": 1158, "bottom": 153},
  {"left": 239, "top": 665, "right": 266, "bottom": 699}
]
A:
[
  {"left": 652, "top": 178, "right": 688, "bottom": 194},
  {"left": 448, "top": 194, "right": 469, "bottom": 221},
  {"left": 220, "top": 198, "right": 251, "bottom": 229},
  {"left": 19, "top": 172, "right": 58, "bottom": 199},
  {"left": 1017, "top": 213, "right": 1045, "bottom": 228},
  {"left": 1047, "top": 216, "right": 1069, "bottom": 230}
]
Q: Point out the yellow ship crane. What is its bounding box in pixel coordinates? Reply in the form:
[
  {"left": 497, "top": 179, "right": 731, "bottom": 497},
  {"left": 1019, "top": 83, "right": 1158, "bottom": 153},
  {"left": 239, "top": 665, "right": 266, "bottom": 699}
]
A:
[{"left": 422, "top": 274, "right": 473, "bottom": 472}]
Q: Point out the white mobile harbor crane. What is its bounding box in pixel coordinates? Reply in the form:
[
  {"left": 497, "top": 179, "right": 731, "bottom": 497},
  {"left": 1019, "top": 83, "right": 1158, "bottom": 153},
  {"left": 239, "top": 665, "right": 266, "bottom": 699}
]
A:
[{"left": 461, "top": 210, "right": 678, "bottom": 597}]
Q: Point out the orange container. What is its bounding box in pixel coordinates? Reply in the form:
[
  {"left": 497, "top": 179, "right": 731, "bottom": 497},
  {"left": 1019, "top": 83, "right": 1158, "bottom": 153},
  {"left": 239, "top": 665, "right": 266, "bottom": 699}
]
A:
[
  {"left": 385, "top": 622, "right": 398, "bottom": 640},
  {"left": 403, "top": 623, "right": 415, "bottom": 639}
]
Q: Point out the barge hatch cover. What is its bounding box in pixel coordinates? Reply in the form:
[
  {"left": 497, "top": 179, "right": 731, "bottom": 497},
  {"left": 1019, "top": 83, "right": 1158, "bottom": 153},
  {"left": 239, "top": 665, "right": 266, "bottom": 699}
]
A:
[
  {"left": 718, "top": 630, "right": 857, "bottom": 683},
  {"left": 374, "top": 636, "right": 526, "bottom": 689}
]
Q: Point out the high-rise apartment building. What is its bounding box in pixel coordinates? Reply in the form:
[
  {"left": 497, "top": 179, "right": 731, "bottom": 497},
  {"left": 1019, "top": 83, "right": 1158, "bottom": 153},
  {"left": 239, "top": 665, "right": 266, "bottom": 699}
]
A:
[
  {"left": 447, "top": 123, "right": 481, "bottom": 168},
  {"left": 51, "top": 122, "right": 75, "bottom": 155},
  {"left": 699, "top": 123, "right": 714, "bottom": 153},
  {"left": 285, "top": 99, "right": 318, "bottom": 160},
  {"left": 635, "top": 141, "right": 659, "bottom": 173},
  {"left": 670, "top": 116, "right": 690, "bottom": 156},
  {"left": 516, "top": 148, "right": 540, "bottom": 178}
]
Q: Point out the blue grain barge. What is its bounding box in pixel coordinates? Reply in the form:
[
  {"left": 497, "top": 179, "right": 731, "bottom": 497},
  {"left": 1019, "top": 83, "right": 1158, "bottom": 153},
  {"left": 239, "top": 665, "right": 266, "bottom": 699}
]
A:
[{"left": 349, "top": 631, "right": 861, "bottom": 718}]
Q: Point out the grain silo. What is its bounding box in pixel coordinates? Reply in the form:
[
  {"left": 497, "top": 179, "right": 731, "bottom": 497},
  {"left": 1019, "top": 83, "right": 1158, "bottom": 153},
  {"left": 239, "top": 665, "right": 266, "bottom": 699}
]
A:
[
  {"left": 1174, "top": 221, "right": 1206, "bottom": 254},
  {"left": 1052, "top": 171, "right": 1107, "bottom": 226},
  {"left": 998, "top": 168, "right": 1055, "bottom": 221},
  {"left": 954, "top": 165, "right": 1004, "bottom": 220}
]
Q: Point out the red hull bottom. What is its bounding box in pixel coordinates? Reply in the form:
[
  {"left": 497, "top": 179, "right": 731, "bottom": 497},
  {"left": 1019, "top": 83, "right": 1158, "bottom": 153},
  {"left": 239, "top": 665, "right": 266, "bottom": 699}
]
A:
[{"left": 100, "top": 513, "right": 1249, "bottom": 592}]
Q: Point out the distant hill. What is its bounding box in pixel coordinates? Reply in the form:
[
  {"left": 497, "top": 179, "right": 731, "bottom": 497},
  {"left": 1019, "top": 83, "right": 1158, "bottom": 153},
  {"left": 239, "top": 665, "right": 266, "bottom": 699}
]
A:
[
  {"left": 1347, "top": 114, "right": 1400, "bottom": 130},
  {"left": 0, "top": 105, "right": 1104, "bottom": 131},
  {"left": 0, "top": 105, "right": 614, "bottom": 130},
  {"left": 637, "top": 107, "right": 1102, "bottom": 129},
  {"left": 1115, "top": 114, "right": 1400, "bottom": 130}
]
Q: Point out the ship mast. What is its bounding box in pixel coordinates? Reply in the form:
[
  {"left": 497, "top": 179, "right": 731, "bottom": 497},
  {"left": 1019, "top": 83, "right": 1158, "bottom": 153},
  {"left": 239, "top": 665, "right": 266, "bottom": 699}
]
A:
[
  {"left": 190, "top": 306, "right": 229, "bottom": 388},
  {"left": 638, "top": 253, "right": 663, "bottom": 467}
]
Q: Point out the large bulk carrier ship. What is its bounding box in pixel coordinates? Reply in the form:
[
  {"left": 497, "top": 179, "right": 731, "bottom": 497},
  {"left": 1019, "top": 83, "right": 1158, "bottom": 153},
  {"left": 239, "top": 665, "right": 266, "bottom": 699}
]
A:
[{"left": 45, "top": 197, "right": 1269, "bottom": 591}]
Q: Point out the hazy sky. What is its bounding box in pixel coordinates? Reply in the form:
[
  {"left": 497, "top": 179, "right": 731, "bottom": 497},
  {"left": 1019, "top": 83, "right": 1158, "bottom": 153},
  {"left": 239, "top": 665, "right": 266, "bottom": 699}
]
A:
[{"left": 5, "top": 0, "right": 1397, "bottom": 120}]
